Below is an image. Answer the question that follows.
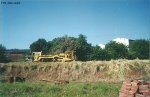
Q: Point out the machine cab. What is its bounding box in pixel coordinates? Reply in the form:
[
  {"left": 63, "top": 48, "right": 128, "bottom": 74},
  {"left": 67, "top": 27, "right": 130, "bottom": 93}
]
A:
[{"left": 32, "top": 52, "right": 42, "bottom": 62}]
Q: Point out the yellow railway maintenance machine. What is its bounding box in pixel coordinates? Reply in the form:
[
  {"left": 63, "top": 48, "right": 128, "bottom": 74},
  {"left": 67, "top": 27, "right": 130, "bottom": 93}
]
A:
[{"left": 32, "top": 51, "right": 76, "bottom": 62}]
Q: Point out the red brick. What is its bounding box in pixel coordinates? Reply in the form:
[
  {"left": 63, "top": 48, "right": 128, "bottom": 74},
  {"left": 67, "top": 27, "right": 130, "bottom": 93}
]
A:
[
  {"left": 122, "top": 83, "right": 132, "bottom": 88},
  {"left": 129, "top": 90, "right": 136, "bottom": 95},
  {"left": 147, "top": 82, "right": 150, "bottom": 88},
  {"left": 120, "top": 89, "right": 130, "bottom": 94},
  {"left": 120, "top": 80, "right": 150, "bottom": 97},
  {"left": 128, "top": 94, "right": 135, "bottom": 97},
  {"left": 138, "top": 80, "right": 144, "bottom": 84},
  {"left": 131, "top": 85, "right": 138, "bottom": 89},
  {"left": 143, "top": 92, "right": 150, "bottom": 96},
  {"left": 131, "top": 80, "right": 139, "bottom": 86},
  {"left": 139, "top": 89, "right": 150, "bottom": 93},
  {"left": 119, "top": 92, "right": 128, "bottom": 97},
  {"left": 130, "top": 86, "right": 138, "bottom": 93},
  {"left": 121, "top": 85, "right": 131, "bottom": 90},
  {"left": 135, "top": 93, "right": 145, "bottom": 97},
  {"left": 123, "top": 80, "right": 132, "bottom": 84},
  {"left": 139, "top": 85, "right": 149, "bottom": 89}
]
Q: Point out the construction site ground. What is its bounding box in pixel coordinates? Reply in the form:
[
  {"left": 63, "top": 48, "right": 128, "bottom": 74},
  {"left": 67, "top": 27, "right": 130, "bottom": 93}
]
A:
[{"left": 0, "top": 59, "right": 150, "bottom": 97}]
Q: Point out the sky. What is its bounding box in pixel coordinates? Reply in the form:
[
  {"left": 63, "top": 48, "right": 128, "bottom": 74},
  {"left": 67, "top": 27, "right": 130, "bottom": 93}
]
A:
[{"left": 0, "top": 0, "right": 150, "bottom": 49}]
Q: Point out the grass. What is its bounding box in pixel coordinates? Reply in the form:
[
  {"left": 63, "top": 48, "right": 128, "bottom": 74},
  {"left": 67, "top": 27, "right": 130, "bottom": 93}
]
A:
[{"left": 0, "top": 82, "right": 121, "bottom": 97}]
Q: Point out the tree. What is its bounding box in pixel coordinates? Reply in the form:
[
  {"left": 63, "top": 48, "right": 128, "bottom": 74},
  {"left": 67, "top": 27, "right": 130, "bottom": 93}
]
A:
[
  {"left": 47, "top": 41, "right": 52, "bottom": 53},
  {"left": 30, "top": 39, "right": 50, "bottom": 54},
  {"left": 0, "top": 44, "right": 10, "bottom": 63},
  {"left": 50, "top": 35, "right": 77, "bottom": 54},
  {"left": 90, "top": 46, "right": 110, "bottom": 61},
  {"left": 0, "top": 44, "right": 6, "bottom": 62},
  {"left": 75, "top": 34, "right": 92, "bottom": 61},
  {"left": 129, "top": 39, "right": 149, "bottom": 59},
  {"left": 105, "top": 41, "right": 128, "bottom": 59}
]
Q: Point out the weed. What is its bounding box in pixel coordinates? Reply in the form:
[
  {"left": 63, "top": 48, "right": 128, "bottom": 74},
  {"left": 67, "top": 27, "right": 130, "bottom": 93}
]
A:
[
  {"left": 24, "top": 66, "right": 29, "bottom": 71},
  {"left": 75, "top": 65, "right": 79, "bottom": 70},
  {"left": 96, "top": 66, "right": 100, "bottom": 72},
  {"left": 31, "top": 65, "right": 37, "bottom": 70},
  {"left": 0, "top": 67, "right": 6, "bottom": 74}
]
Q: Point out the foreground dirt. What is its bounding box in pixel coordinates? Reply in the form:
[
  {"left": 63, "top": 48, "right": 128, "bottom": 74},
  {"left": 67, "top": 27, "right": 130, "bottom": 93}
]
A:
[{"left": 0, "top": 59, "right": 150, "bottom": 82}]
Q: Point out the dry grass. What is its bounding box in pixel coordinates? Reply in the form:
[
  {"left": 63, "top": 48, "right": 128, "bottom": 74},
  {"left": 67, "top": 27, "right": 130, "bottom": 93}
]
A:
[{"left": 0, "top": 59, "right": 150, "bottom": 82}]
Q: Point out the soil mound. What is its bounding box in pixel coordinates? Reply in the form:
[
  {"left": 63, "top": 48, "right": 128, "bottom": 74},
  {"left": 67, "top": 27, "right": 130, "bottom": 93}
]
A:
[{"left": 0, "top": 59, "right": 150, "bottom": 82}]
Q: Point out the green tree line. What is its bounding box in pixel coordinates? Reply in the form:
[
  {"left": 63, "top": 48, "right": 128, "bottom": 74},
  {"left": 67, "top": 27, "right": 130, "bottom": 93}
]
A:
[
  {"left": 0, "top": 34, "right": 149, "bottom": 62},
  {"left": 29, "top": 34, "right": 150, "bottom": 61}
]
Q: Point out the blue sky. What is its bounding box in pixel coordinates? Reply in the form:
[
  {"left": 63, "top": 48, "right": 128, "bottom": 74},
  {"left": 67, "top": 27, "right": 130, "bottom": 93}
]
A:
[{"left": 0, "top": 0, "right": 150, "bottom": 49}]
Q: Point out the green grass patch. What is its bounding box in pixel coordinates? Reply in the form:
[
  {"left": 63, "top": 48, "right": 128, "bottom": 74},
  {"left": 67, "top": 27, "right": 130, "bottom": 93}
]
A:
[{"left": 0, "top": 82, "right": 121, "bottom": 97}]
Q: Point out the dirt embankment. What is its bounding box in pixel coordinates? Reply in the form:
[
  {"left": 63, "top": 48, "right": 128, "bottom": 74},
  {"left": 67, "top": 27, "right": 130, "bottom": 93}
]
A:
[{"left": 0, "top": 59, "right": 150, "bottom": 82}]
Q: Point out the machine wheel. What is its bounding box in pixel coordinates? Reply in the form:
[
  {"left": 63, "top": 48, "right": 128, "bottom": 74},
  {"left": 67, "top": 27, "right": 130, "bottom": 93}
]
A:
[{"left": 53, "top": 57, "right": 58, "bottom": 62}]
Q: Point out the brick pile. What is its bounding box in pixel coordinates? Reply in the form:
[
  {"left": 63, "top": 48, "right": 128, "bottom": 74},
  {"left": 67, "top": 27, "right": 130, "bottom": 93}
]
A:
[{"left": 119, "top": 79, "right": 150, "bottom": 97}]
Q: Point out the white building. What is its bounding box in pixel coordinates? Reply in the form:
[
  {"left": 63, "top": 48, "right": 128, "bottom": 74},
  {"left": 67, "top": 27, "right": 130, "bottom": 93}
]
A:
[
  {"left": 112, "top": 38, "right": 129, "bottom": 46},
  {"left": 98, "top": 38, "right": 130, "bottom": 49},
  {"left": 99, "top": 44, "right": 105, "bottom": 49}
]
